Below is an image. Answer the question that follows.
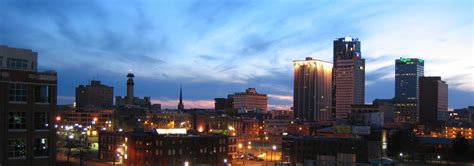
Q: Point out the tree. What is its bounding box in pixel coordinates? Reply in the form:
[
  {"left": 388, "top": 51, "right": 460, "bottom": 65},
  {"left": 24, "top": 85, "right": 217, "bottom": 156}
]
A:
[
  {"left": 452, "top": 132, "right": 469, "bottom": 155},
  {"left": 387, "top": 129, "right": 419, "bottom": 157}
]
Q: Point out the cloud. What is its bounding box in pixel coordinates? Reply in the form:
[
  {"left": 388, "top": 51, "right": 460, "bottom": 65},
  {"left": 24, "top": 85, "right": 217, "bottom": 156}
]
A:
[
  {"left": 151, "top": 98, "right": 214, "bottom": 109},
  {"left": 268, "top": 94, "right": 293, "bottom": 102},
  {"left": 57, "top": 95, "right": 75, "bottom": 104},
  {"left": 0, "top": 0, "right": 472, "bottom": 108}
]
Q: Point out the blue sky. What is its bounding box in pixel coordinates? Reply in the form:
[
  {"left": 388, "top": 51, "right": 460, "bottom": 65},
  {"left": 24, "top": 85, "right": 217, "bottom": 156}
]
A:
[{"left": 0, "top": 0, "right": 472, "bottom": 109}]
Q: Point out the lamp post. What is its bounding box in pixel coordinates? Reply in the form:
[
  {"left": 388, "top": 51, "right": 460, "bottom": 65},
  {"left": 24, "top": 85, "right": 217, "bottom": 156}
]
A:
[
  {"left": 238, "top": 143, "right": 244, "bottom": 165},
  {"left": 272, "top": 145, "right": 277, "bottom": 165}
]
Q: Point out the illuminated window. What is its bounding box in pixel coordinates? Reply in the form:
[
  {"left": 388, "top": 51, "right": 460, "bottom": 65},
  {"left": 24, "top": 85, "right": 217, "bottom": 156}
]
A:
[
  {"left": 8, "top": 138, "right": 26, "bottom": 158},
  {"left": 34, "top": 138, "right": 49, "bottom": 156},
  {"left": 8, "top": 112, "right": 27, "bottom": 129}
]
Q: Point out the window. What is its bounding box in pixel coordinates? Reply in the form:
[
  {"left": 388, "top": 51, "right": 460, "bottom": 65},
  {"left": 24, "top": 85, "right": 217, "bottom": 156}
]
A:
[
  {"left": 0, "top": 56, "right": 3, "bottom": 66},
  {"left": 35, "top": 85, "right": 49, "bottom": 103},
  {"left": 7, "top": 58, "right": 28, "bottom": 69},
  {"left": 34, "top": 138, "right": 49, "bottom": 156},
  {"left": 8, "top": 112, "right": 27, "bottom": 129},
  {"left": 8, "top": 138, "right": 26, "bottom": 158},
  {"left": 9, "top": 84, "right": 27, "bottom": 102},
  {"left": 35, "top": 112, "right": 50, "bottom": 130}
]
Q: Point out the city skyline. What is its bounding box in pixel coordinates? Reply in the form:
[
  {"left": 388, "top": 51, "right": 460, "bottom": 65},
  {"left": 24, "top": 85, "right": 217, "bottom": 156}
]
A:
[{"left": 0, "top": 0, "right": 472, "bottom": 109}]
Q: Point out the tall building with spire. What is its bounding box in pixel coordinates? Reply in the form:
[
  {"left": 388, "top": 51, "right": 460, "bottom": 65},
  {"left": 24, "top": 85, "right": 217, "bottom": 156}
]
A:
[
  {"left": 332, "top": 37, "right": 365, "bottom": 119},
  {"left": 178, "top": 85, "right": 184, "bottom": 110}
]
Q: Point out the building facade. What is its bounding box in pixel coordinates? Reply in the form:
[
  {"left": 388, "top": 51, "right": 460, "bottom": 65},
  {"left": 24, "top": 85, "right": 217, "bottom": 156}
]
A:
[
  {"left": 393, "top": 57, "right": 424, "bottom": 123},
  {"left": 350, "top": 105, "right": 384, "bottom": 128},
  {"left": 282, "top": 136, "right": 370, "bottom": 164},
  {"left": 75, "top": 80, "right": 114, "bottom": 109},
  {"left": 124, "top": 132, "right": 228, "bottom": 166},
  {"left": 332, "top": 37, "right": 365, "bottom": 119},
  {"left": 395, "top": 58, "right": 424, "bottom": 100},
  {"left": 293, "top": 57, "right": 332, "bottom": 122},
  {"left": 0, "top": 45, "right": 56, "bottom": 166},
  {"left": 419, "top": 76, "right": 448, "bottom": 124},
  {"left": 214, "top": 96, "right": 234, "bottom": 111},
  {"left": 232, "top": 88, "right": 268, "bottom": 112}
]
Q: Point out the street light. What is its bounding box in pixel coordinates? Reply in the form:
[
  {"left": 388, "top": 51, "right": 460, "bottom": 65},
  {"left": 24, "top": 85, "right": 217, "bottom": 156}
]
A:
[
  {"left": 238, "top": 143, "right": 244, "bottom": 165},
  {"left": 272, "top": 145, "right": 277, "bottom": 162},
  {"left": 184, "top": 161, "right": 189, "bottom": 166},
  {"left": 399, "top": 152, "right": 403, "bottom": 157}
]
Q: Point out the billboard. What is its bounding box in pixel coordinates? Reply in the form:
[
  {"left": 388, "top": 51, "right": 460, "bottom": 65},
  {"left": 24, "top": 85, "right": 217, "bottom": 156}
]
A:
[
  {"left": 352, "top": 126, "right": 371, "bottom": 135},
  {"left": 334, "top": 125, "right": 352, "bottom": 134},
  {"left": 156, "top": 128, "right": 187, "bottom": 135}
]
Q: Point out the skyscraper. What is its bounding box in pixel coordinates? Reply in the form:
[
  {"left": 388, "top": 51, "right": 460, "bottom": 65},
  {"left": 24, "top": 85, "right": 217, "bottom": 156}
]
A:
[
  {"left": 293, "top": 57, "right": 332, "bottom": 121},
  {"left": 0, "top": 45, "right": 57, "bottom": 166},
  {"left": 393, "top": 58, "right": 424, "bottom": 123},
  {"left": 332, "top": 37, "right": 365, "bottom": 119},
  {"left": 395, "top": 58, "right": 424, "bottom": 100},
  {"left": 419, "top": 76, "right": 448, "bottom": 124},
  {"left": 178, "top": 85, "right": 184, "bottom": 110}
]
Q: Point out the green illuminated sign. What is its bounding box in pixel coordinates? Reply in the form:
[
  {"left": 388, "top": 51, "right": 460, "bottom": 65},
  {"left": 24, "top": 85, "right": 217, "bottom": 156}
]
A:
[{"left": 400, "top": 57, "right": 424, "bottom": 64}]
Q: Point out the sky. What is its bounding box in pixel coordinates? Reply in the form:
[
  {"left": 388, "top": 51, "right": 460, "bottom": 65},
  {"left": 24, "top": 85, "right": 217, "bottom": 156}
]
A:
[{"left": 0, "top": 0, "right": 472, "bottom": 109}]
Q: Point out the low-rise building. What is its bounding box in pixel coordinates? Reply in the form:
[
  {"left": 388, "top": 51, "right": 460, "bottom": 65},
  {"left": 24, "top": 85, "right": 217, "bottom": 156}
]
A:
[
  {"left": 124, "top": 131, "right": 229, "bottom": 166},
  {"left": 282, "top": 136, "right": 372, "bottom": 164}
]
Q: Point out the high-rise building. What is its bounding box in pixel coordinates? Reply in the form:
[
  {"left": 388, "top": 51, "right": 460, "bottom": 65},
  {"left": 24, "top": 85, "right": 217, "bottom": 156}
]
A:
[
  {"left": 419, "top": 76, "right": 448, "bottom": 124},
  {"left": 0, "top": 45, "right": 56, "bottom": 166},
  {"left": 332, "top": 37, "right": 365, "bottom": 119},
  {"left": 75, "top": 80, "right": 114, "bottom": 109},
  {"left": 293, "top": 57, "right": 332, "bottom": 121},
  {"left": 395, "top": 58, "right": 424, "bottom": 100},
  {"left": 232, "top": 88, "right": 268, "bottom": 112},
  {"left": 393, "top": 58, "right": 424, "bottom": 123}
]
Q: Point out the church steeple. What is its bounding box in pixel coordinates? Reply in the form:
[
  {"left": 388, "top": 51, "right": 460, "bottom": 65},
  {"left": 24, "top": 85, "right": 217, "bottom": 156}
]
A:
[{"left": 178, "top": 85, "right": 184, "bottom": 110}]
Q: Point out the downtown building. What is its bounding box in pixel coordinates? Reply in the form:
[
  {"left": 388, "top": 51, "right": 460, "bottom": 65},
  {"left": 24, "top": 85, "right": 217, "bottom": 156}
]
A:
[
  {"left": 75, "top": 80, "right": 114, "bottom": 109},
  {"left": 293, "top": 57, "right": 332, "bottom": 122},
  {"left": 99, "top": 131, "right": 229, "bottom": 166},
  {"left": 332, "top": 37, "right": 365, "bottom": 119},
  {"left": 217, "top": 88, "right": 268, "bottom": 112},
  {"left": 0, "top": 45, "right": 56, "bottom": 166},
  {"left": 393, "top": 57, "right": 424, "bottom": 123},
  {"left": 419, "top": 76, "right": 448, "bottom": 124}
]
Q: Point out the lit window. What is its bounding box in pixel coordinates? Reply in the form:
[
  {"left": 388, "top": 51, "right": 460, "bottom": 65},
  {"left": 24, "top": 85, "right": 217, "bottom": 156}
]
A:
[
  {"left": 8, "top": 112, "right": 27, "bottom": 129},
  {"left": 34, "top": 138, "right": 49, "bottom": 156},
  {"left": 8, "top": 138, "right": 26, "bottom": 158}
]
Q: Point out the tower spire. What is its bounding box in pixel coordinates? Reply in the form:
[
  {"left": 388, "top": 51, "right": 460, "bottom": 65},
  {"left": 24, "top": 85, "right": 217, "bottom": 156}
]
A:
[{"left": 178, "top": 84, "right": 184, "bottom": 110}]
